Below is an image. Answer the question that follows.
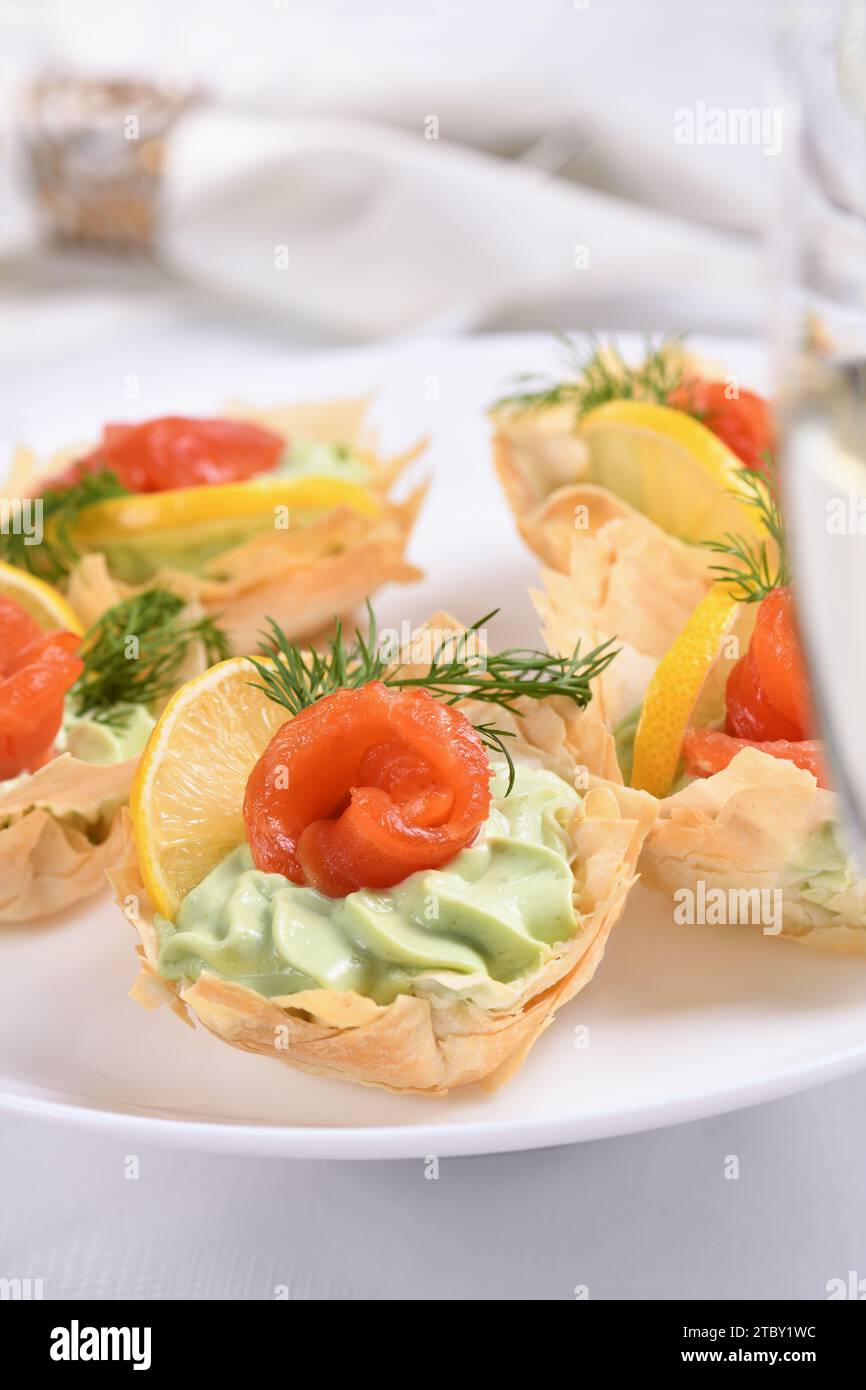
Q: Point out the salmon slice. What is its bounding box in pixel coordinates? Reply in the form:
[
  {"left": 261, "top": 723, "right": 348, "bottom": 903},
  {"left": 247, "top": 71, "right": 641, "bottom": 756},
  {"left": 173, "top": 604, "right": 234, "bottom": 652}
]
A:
[
  {"left": 0, "top": 597, "right": 83, "bottom": 779},
  {"left": 243, "top": 681, "right": 492, "bottom": 897},
  {"left": 725, "top": 648, "right": 803, "bottom": 743},
  {"left": 58, "top": 416, "right": 284, "bottom": 493},
  {"left": 682, "top": 727, "right": 828, "bottom": 788},
  {"left": 749, "top": 586, "right": 813, "bottom": 734}
]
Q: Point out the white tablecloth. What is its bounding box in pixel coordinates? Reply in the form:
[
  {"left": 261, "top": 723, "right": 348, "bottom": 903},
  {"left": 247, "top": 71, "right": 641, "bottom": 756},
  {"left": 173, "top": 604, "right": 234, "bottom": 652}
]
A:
[{"left": 3, "top": 1071, "right": 864, "bottom": 1301}]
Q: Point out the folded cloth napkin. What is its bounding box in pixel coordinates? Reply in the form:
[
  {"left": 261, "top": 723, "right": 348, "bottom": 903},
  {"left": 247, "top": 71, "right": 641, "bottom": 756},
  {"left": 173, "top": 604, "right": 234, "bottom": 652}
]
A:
[{"left": 162, "top": 109, "right": 763, "bottom": 341}]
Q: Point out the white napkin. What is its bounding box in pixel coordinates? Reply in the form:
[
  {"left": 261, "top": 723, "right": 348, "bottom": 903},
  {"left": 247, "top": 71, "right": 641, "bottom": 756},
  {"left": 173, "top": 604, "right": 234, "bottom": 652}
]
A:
[{"left": 162, "top": 108, "right": 763, "bottom": 342}]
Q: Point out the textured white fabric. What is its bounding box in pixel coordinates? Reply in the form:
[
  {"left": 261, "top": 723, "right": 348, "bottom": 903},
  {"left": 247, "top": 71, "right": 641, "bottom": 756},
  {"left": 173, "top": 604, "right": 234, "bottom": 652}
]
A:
[
  {"left": 2, "top": 0, "right": 779, "bottom": 235},
  {"left": 159, "top": 110, "right": 762, "bottom": 342},
  {"left": 1, "top": 0, "right": 780, "bottom": 343},
  {"left": 2, "top": 1071, "right": 865, "bottom": 1301}
]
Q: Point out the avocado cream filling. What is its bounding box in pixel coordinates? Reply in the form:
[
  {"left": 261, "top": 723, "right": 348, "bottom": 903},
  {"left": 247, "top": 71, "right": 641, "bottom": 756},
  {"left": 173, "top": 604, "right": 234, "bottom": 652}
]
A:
[
  {"left": 60, "top": 701, "right": 155, "bottom": 766},
  {"left": 272, "top": 439, "right": 370, "bottom": 484},
  {"left": 613, "top": 704, "right": 641, "bottom": 785},
  {"left": 0, "top": 699, "right": 154, "bottom": 843},
  {"left": 782, "top": 820, "right": 866, "bottom": 929},
  {"left": 156, "top": 760, "right": 583, "bottom": 1008},
  {"left": 0, "top": 700, "right": 154, "bottom": 805}
]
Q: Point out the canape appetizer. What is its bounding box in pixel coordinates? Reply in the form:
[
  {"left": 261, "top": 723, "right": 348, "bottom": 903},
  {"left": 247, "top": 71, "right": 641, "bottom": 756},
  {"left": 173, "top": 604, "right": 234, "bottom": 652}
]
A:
[
  {"left": 0, "top": 560, "right": 226, "bottom": 921},
  {"left": 112, "top": 610, "right": 656, "bottom": 1095},
  {"left": 2, "top": 398, "right": 426, "bottom": 652},
  {"left": 491, "top": 335, "right": 774, "bottom": 570},
  {"left": 538, "top": 447, "right": 866, "bottom": 952}
]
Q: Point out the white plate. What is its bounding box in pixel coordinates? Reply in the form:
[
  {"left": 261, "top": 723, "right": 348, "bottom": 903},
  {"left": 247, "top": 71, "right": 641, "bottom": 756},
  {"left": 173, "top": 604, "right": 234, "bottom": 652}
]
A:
[{"left": 4, "top": 331, "right": 866, "bottom": 1159}]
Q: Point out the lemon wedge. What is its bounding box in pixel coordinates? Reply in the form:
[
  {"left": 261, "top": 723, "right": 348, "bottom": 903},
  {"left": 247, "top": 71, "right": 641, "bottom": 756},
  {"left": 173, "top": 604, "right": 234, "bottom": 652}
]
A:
[
  {"left": 630, "top": 586, "right": 755, "bottom": 798},
  {"left": 131, "top": 657, "right": 287, "bottom": 918},
  {"left": 577, "top": 401, "right": 760, "bottom": 545},
  {"left": 72, "top": 475, "right": 380, "bottom": 546},
  {"left": 0, "top": 558, "right": 83, "bottom": 633}
]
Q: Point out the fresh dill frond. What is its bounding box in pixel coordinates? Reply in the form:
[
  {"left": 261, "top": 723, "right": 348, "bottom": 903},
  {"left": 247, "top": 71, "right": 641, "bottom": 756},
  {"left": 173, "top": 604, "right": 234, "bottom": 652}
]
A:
[
  {"left": 471, "top": 722, "right": 517, "bottom": 774},
  {"left": 705, "top": 455, "right": 790, "bottom": 603},
  {"left": 250, "top": 601, "right": 387, "bottom": 716},
  {"left": 72, "top": 588, "right": 231, "bottom": 724},
  {"left": 492, "top": 331, "right": 687, "bottom": 419},
  {"left": 249, "top": 603, "right": 618, "bottom": 793},
  {"left": 0, "top": 467, "right": 129, "bottom": 584}
]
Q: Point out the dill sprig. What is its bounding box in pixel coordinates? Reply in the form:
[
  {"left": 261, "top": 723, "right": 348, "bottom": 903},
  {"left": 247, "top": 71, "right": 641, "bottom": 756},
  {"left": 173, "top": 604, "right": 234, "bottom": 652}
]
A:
[
  {"left": 705, "top": 455, "right": 790, "bottom": 603},
  {"left": 249, "top": 602, "right": 618, "bottom": 793},
  {"left": 72, "top": 589, "right": 231, "bottom": 726},
  {"left": 0, "top": 467, "right": 129, "bottom": 584},
  {"left": 492, "top": 331, "right": 687, "bottom": 418}
]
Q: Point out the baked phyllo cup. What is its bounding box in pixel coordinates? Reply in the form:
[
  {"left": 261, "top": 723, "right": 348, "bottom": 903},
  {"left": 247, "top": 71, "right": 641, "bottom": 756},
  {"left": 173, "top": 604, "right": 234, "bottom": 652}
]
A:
[
  {"left": 0, "top": 755, "right": 135, "bottom": 921},
  {"left": 640, "top": 749, "right": 866, "bottom": 954},
  {"left": 0, "top": 558, "right": 234, "bottom": 922},
  {"left": 536, "top": 508, "right": 866, "bottom": 952},
  {"left": 111, "top": 617, "right": 656, "bottom": 1095},
  {"left": 0, "top": 566, "right": 136, "bottom": 921},
  {"left": 532, "top": 488, "right": 713, "bottom": 728},
  {"left": 5, "top": 397, "right": 427, "bottom": 654},
  {"left": 491, "top": 402, "right": 593, "bottom": 571},
  {"left": 491, "top": 359, "right": 769, "bottom": 572}
]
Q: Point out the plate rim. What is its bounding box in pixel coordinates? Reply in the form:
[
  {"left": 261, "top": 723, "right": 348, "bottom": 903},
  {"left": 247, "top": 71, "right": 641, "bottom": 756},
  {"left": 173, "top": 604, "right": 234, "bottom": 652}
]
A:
[{"left": 4, "top": 1038, "right": 866, "bottom": 1159}]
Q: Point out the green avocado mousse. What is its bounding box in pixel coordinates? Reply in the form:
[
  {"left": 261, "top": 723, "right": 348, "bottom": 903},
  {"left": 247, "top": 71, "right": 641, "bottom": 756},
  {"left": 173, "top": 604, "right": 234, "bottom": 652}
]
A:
[
  {"left": 59, "top": 701, "right": 153, "bottom": 767},
  {"left": 157, "top": 761, "right": 582, "bottom": 1010},
  {"left": 117, "top": 605, "right": 656, "bottom": 1094},
  {"left": 273, "top": 438, "right": 373, "bottom": 485}
]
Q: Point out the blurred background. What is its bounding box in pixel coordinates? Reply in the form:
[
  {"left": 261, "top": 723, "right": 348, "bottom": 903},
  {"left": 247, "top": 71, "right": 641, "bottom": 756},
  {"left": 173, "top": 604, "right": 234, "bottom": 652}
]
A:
[{"left": 0, "top": 0, "right": 783, "bottom": 399}]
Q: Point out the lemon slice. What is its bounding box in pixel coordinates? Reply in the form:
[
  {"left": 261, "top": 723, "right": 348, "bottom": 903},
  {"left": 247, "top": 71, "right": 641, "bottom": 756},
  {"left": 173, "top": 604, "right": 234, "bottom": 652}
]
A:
[
  {"left": 577, "top": 401, "right": 760, "bottom": 544},
  {"left": 0, "top": 558, "right": 83, "bottom": 633},
  {"left": 131, "top": 657, "right": 288, "bottom": 917},
  {"left": 72, "top": 475, "right": 380, "bottom": 546},
  {"left": 630, "top": 586, "right": 754, "bottom": 798}
]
